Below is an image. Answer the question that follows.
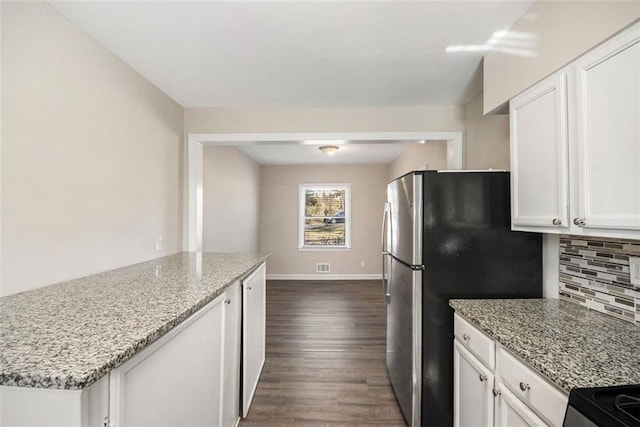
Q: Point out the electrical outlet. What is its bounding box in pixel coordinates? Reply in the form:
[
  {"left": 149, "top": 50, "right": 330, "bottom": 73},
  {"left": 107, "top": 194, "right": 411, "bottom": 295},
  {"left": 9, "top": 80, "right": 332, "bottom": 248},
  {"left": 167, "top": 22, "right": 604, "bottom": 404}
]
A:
[
  {"left": 630, "top": 257, "right": 640, "bottom": 287},
  {"left": 155, "top": 236, "right": 163, "bottom": 252}
]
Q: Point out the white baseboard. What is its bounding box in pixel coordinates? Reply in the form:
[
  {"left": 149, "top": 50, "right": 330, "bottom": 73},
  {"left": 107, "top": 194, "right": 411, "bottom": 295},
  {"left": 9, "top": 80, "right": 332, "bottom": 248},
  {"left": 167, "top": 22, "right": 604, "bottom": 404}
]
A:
[{"left": 266, "top": 274, "right": 382, "bottom": 281}]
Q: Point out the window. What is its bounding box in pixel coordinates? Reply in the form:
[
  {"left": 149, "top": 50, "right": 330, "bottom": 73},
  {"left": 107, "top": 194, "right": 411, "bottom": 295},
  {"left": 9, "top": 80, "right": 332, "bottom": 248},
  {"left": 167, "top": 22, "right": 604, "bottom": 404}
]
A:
[{"left": 299, "top": 184, "right": 351, "bottom": 250}]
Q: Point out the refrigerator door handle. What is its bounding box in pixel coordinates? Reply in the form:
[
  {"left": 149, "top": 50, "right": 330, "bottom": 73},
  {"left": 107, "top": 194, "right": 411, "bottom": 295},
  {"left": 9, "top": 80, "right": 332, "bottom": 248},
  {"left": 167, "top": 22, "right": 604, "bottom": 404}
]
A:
[{"left": 381, "top": 202, "right": 390, "bottom": 297}]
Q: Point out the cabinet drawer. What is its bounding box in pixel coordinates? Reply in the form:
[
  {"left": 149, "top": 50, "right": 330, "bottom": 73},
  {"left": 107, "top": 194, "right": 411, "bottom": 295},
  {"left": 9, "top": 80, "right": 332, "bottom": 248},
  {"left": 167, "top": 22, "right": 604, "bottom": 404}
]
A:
[
  {"left": 497, "top": 347, "right": 568, "bottom": 427},
  {"left": 454, "top": 314, "right": 495, "bottom": 369}
]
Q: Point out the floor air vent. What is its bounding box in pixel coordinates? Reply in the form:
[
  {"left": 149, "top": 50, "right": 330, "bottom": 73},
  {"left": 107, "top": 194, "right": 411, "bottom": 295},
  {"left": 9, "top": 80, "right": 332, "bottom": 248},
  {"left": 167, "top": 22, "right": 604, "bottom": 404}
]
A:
[{"left": 316, "top": 263, "right": 330, "bottom": 273}]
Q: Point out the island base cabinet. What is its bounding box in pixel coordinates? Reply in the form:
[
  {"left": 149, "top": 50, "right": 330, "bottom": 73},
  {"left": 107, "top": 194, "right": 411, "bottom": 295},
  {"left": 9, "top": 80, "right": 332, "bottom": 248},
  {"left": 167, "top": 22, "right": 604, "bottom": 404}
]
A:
[
  {"left": 453, "top": 341, "right": 495, "bottom": 427},
  {"left": 242, "top": 263, "right": 266, "bottom": 417},
  {"left": 109, "top": 292, "right": 228, "bottom": 426},
  {"left": 0, "top": 376, "right": 108, "bottom": 427},
  {"left": 221, "top": 282, "right": 242, "bottom": 427},
  {"left": 495, "top": 385, "right": 547, "bottom": 427}
]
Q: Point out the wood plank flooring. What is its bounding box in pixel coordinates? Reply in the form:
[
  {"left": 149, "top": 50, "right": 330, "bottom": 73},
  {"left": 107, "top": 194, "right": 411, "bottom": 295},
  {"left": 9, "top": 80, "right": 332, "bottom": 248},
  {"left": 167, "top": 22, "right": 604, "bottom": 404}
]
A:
[{"left": 239, "top": 280, "right": 406, "bottom": 426}]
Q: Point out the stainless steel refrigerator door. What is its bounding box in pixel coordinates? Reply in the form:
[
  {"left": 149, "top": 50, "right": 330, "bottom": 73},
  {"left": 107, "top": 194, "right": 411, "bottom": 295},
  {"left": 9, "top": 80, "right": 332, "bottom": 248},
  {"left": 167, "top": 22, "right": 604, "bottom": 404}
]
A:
[
  {"left": 386, "top": 255, "right": 422, "bottom": 427},
  {"left": 387, "top": 174, "right": 423, "bottom": 266}
]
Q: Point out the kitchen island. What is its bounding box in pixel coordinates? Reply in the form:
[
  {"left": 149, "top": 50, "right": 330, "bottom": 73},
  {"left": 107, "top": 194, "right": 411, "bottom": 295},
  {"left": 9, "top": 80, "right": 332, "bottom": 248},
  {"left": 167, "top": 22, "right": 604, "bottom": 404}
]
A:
[{"left": 0, "top": 252, "right": 268, "bottom": 426}]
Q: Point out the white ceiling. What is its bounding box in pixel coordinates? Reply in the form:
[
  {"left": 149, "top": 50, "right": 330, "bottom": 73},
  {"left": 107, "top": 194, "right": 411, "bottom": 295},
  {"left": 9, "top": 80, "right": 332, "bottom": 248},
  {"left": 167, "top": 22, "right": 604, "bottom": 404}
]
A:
[
  {"left": 49, "top": 0, "right": 533, "bottom": 109},
  {"left": 232, "top": 140, "right": 436, "bottom": 165}
]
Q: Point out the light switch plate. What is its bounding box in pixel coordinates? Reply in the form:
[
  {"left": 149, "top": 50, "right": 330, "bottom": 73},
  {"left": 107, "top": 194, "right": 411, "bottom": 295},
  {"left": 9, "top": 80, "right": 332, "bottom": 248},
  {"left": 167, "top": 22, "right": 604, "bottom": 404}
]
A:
[{"left": 630, "top": 256, "right": 640, "bottom": 287}]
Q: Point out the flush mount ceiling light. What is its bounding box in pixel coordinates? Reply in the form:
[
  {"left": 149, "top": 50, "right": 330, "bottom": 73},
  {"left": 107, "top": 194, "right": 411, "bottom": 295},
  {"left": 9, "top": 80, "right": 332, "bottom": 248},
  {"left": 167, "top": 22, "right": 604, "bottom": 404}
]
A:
[{"left": 319, "top": 145, "right": 339, "bottom": 156}]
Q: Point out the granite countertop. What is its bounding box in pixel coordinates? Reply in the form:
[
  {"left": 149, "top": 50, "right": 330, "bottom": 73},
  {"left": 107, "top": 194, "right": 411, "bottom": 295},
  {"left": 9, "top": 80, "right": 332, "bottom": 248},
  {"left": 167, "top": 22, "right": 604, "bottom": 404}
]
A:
[
  {"left": 449, "top": 299, "right": 640, "bottom": 392},
  {"left": 0, "top": 252, "right": 268, "bottom": 390}
]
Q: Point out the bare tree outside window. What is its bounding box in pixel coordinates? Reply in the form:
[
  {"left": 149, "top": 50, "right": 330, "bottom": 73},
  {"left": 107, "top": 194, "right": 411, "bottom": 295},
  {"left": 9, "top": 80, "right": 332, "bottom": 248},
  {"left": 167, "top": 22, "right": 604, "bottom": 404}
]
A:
[{"left": 299, "top": 184, "right": 350, "bottom": 249}]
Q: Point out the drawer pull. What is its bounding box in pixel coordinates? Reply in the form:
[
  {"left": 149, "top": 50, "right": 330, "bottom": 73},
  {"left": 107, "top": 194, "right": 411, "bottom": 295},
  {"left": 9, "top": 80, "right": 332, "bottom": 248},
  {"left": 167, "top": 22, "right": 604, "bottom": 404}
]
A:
[
  {"left": 462, "top": 334, "right": 470, "bottom": 342},
  {"left": 492, "top": 388, "right": 501, "bottom": 397},
  {"left": 552, "top": 218, "right": 562, "bottom": 226},
  {"left": 478, "top": 374, "right": 487, "bottom": 382},
  {"left": 519, "top": 382, "right": 531, "bottom": 392},
  {"left": 224, "top": 299, "right": 231, "bottom": 305}
]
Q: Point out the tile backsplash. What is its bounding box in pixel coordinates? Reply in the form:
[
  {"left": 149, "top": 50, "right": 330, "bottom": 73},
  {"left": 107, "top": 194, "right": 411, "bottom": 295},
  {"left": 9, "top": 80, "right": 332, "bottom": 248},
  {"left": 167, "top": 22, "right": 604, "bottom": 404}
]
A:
[{"left": 559, "top": 235, "right": 640, "bottom": 324}]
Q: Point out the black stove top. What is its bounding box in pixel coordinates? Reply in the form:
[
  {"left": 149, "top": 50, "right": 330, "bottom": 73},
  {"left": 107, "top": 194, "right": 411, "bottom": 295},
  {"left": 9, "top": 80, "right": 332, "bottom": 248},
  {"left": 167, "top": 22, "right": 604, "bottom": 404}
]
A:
[{"left": 567, "top": 384, "right": 640, "bottom": 426}]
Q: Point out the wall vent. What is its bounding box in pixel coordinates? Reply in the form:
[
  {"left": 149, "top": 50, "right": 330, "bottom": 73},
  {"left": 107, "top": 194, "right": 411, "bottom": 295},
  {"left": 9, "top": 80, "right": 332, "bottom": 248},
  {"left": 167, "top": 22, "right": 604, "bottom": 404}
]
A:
[{"left": 316, "top": 263, "right": 330, "bottom": 273}]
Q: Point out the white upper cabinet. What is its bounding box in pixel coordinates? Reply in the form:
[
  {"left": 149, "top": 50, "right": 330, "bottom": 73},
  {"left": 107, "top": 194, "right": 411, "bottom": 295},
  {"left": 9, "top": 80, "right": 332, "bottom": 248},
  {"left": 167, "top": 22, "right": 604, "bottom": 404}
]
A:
[
  {"left": 574, "top": 23, "right": 640, "bottom": 232},
  {"left": 510, "top": 72, "right": 569, "bottom": 231},
  {"left": 510, "top": 21, "right": 640, "bottom": 238}
]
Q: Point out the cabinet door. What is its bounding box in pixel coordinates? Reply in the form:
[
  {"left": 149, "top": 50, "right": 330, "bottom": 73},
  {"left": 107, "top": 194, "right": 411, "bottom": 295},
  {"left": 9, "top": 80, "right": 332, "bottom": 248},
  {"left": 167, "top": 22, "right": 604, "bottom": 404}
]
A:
[
  {"left": 242, "top": 263, "right": 266, "bottom": 417},
  {"left": 510, "top": 72, "right": 569, "bottom": 232},
  {"left": 222, "top": 282, "right": 241, "bottom": 427},
  {"left": 574, "top": 22, "right": 640, "bottom": 231},
  {"left": 453, "top": 341, "right": 494, "bottom": 427},
  {"left": 495, "top": 384, "right": 548, "bottom": 427},
  {"left": 109, "top": 294, "right": 226, "bottom": 426}
]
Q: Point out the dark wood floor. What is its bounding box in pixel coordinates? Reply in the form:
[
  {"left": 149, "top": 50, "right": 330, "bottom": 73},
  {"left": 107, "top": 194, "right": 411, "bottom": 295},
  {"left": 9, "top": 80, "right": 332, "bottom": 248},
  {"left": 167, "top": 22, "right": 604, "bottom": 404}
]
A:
[{"left": 239, "top": 280, "right": 406, "bottom": 426}]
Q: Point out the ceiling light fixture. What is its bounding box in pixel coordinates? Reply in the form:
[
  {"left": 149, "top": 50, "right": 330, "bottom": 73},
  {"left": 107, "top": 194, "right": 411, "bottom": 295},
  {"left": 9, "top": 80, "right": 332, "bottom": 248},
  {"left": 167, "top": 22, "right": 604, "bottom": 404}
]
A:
[{"left": 319, "top": 145, "right": 339, "bottom": 156}]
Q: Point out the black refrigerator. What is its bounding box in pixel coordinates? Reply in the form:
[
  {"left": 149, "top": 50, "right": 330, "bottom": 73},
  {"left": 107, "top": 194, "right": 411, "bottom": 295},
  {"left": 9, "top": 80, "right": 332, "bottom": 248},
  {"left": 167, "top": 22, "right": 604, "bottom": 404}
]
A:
[{"left": 381, "top": 170, "right": 542, "bottom": 426}]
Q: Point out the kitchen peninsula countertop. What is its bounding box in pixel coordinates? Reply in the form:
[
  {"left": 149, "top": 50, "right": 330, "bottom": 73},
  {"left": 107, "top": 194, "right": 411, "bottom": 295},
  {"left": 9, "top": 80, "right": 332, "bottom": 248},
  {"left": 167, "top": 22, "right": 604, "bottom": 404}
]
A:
[
  {"left": 449, "top": 299, "right": 640, "bottom": 392},
  {"left": 0, "top": 252, "right": 268, "bottom": 390}
]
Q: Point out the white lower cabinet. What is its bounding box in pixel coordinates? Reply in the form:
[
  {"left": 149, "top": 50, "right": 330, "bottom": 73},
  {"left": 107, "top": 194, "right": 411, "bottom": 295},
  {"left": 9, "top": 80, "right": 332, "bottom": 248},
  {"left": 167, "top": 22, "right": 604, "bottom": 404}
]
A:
[
  {"left": 0, "top": 376, "right": 109, "bottom": 427},
  {"left": 110, "top": 285, "right": 241, "bottom": 427},
  {"left": 454, "top": 341, "right": 495, "bottom": 427},
  {"left": 222, "top": 281, "right": 242, "bottom": 427},
  {"left": 242, "top": 262, "right": 266, "bottom": 417},
  {"left": 494, "top": 384, "right": 547, "bottom": 427},
  {"left": 453, "top": 313, "right": 568, "bottom": 427}
]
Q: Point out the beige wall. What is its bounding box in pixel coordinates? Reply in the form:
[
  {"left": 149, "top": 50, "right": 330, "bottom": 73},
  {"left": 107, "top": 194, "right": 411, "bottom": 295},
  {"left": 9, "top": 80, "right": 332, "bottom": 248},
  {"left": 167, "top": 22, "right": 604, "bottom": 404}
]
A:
[
  {"left": 464, "top": 92, "right": 510, "bottom": 170},
  {"left": 1, "top": 1, "right": 184, "bottom": 296},
  {"left": 185, "top": 106, "right": 465, "bottom": 134},
  {"left": 484, "top": 1, "right": 640, "bottom": 113},
  {"left": 260, "top": 164, "right": 388, "bottom": 276},
  {"left": 203, "top": 147, "right": 260, "bottom": 253},
  {"left": 389, "top": 142, "right": 448, "bottom": 180}
]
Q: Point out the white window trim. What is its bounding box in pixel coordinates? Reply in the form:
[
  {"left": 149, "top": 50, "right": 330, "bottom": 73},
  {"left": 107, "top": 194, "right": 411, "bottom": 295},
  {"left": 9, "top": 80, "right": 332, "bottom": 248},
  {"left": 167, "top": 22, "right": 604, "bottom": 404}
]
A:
[{"left": 298, "top": 183, "right": 351, "bottom": 251}]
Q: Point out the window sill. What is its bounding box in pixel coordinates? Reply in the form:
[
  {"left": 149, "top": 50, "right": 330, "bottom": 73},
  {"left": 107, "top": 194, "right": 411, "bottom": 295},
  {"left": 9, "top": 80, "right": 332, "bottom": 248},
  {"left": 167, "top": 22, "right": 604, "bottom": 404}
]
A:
[{"left": 298, "top": 247, "right": 352, "bottom": 252}]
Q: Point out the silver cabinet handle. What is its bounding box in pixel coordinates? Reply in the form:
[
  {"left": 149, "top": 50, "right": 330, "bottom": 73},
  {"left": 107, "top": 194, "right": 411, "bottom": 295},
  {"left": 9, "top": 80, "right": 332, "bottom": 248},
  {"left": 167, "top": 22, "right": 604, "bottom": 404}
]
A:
[
  {"left": 552, "top": 218, "right": 562, "bottom": 226},
  {"left": 573, "top": 218, "right": 586, "bottom": 226},
  {"left": 246, "top": 286, "right": 252, "bottom": 290},
  {"left": 519, "top": 382, "right": 531, "bottom": 392},
  {"left": 462, "top": 334, "right": 470, "bottom": 342},
  {"left": 478, "top": 374, "right": 487, "bottom": 382},
  {"left": 224, "top": 299, "right": 231, "bottom": 305},
  {"left": 492, "top": 388, "right": 501, "bottom": 397}
]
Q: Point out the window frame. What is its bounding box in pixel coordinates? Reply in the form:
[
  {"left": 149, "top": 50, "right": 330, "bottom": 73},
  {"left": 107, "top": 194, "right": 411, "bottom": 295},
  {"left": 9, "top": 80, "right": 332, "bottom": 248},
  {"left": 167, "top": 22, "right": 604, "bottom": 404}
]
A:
[{"left": 298, "top": 183, "right": 352, "bottom": 251}]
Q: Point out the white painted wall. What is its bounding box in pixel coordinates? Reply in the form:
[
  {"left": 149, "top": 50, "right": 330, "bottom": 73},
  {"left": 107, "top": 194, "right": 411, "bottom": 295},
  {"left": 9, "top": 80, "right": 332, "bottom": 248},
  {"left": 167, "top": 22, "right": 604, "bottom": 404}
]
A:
[
  {"left": 203, "top": 147, "right": 260, "bottom": 253},
  {"left": 463, "top": 92, "right": 510, "bottom": 170},
  {"left": 1, "top": 1, "right": 184, "bottom": 296},
  {"left": 483, "top": 1, "right": 639, "bottom": 113},
  {"left": 185, "top": 106, "right": 465, "bottom": 134},
  {"left": 388, "top": 141, "right": 447, "bottom": 181},
  {"left": 260, "top": 164, "right": 388, "bottom": 277}
]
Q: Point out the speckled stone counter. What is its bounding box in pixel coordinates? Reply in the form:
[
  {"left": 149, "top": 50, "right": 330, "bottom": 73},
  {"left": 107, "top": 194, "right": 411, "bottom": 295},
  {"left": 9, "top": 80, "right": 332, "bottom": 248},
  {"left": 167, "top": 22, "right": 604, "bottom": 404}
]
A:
[
  {"left": 449, "top": 299, "right": 640, "bottom": 392},
  {"left": 0, "top": 252, "right": 268, "bottom": 390}
]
